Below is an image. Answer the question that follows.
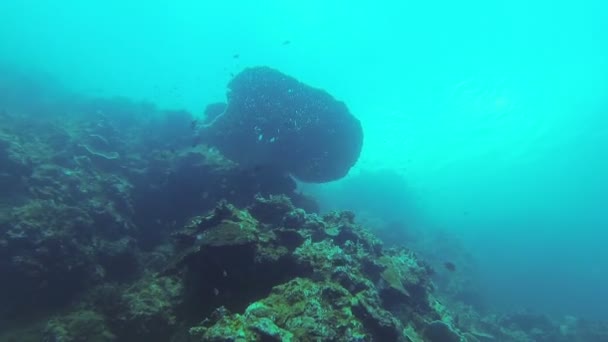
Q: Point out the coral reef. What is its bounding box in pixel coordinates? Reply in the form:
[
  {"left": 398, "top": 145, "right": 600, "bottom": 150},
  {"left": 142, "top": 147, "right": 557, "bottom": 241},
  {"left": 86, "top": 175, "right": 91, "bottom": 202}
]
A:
[
  {"left": 0, "top": 94, "right": 311, "bottom": 325},
  {"left": 1, "top": 68, "right": 607, "bottom": 342},
  {"left": 159, "top": 197, "right": 454, "bottom": 341},
  {"left": 43, "top": 310, "right": 115, "bottom": 342}
]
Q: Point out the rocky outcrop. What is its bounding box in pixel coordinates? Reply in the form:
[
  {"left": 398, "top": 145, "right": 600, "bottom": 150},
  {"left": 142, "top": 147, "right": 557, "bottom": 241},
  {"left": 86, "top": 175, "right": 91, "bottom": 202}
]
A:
[{"left": 199, "top": 66, "right": 363, "bottom": 183}]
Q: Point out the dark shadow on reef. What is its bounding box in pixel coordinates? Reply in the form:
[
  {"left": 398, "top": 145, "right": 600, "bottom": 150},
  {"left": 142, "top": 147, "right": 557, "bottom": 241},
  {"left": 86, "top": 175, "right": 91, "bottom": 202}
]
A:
[{"left": 0, "top": 65, "right": 607, "bottom": 341}]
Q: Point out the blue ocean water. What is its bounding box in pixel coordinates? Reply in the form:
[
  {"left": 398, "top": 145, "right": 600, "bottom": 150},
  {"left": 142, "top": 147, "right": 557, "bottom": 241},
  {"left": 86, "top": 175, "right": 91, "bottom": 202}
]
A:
[{"left": 1, "top": 0, "right": 607, "bottom": 321}]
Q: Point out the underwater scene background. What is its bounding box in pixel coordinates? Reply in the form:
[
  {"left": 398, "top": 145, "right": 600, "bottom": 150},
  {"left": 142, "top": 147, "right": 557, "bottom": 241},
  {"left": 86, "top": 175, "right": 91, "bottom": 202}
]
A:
[{"left": 1, "top": 0, "right": 607, "bottom": 341}]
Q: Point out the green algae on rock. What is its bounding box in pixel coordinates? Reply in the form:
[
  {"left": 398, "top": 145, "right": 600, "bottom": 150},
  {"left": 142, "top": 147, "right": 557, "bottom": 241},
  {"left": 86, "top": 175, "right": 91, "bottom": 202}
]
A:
[
  {"left": 190, "top": 278, "right": 368, "bottom": 341},
  {"left": 44, "top": 310, "right": 116, "bottom": 342},
  {"left": 161, "top": 195, "right": 461, "bottom": 341},
  {"left": 108, "top": 275, "right": 183, "bottom": 341}
]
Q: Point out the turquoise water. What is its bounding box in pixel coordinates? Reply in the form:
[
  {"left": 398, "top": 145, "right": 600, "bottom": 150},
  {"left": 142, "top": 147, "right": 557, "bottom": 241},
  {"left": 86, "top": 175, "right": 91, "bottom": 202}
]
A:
[{"left": 1, "top": 0, "right": 607, "bottom": 319}]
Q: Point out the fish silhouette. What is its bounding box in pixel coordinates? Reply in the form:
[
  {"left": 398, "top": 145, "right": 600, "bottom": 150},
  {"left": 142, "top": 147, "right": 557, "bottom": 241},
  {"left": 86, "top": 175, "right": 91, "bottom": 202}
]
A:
[{"left": 444, "top": 262, "right": 456, "bottom": 272}]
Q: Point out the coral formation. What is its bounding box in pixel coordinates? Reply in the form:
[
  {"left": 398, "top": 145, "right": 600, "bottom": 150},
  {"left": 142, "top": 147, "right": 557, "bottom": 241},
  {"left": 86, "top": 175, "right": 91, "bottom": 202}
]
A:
[
  {"left": 164, "top": 198, "right": 446, "bottom": 341},
  {"left": 199, "top": 66, "right": 364, "bottom": 183},
  {"left": 1, "top": 68, "right": 607, "bottom": 342}
]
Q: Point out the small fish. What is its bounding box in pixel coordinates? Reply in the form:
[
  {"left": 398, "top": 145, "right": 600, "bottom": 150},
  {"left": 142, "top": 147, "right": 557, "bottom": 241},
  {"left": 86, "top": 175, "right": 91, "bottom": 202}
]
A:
[
  {"left": 444, "top": 262, "right": 456, "bottom": 272},
  {"left": 213, "top": 288, "right": 220, "bottom": 296},
  {"left": 222, "top": 270, "right": 228, "bottom": 277},
  {"left": 233, "top": 54, "right": 240, "bottom": 59},
  {"left": 190, "top": 119, "right": 198, "bottom": 129},
  {"left": 282, "top": 40, "right": 291, "bottom": 45}
]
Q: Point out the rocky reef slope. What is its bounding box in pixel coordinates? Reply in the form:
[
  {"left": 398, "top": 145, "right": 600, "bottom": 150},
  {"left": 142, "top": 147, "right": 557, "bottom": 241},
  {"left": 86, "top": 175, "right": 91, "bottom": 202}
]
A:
[{"left": 1, "top": 72, "right": 607, "bottom": 341}]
